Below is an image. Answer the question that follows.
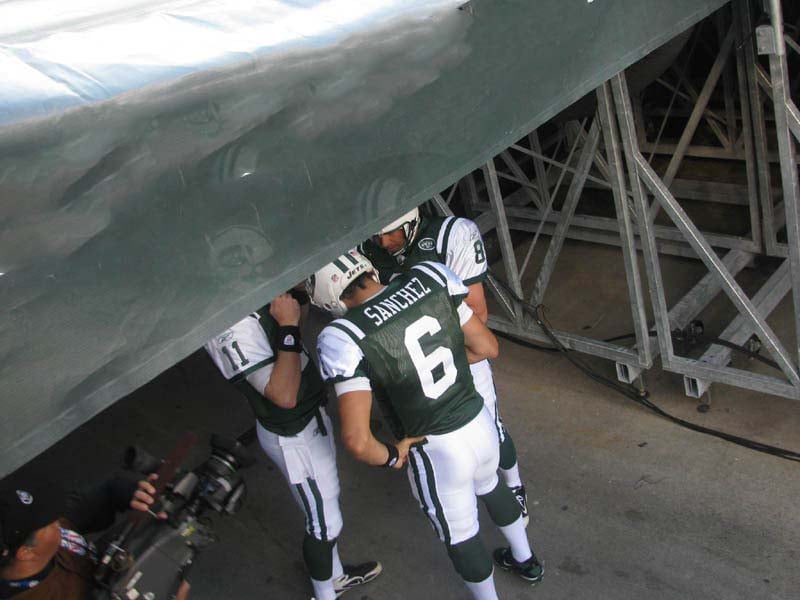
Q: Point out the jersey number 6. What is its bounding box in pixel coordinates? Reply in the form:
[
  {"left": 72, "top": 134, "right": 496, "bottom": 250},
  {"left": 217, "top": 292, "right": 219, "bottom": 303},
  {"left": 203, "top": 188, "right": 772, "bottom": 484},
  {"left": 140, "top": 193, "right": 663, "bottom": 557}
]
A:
[{"left": 404, "top": 316, "right": 458, "bottom": 400}]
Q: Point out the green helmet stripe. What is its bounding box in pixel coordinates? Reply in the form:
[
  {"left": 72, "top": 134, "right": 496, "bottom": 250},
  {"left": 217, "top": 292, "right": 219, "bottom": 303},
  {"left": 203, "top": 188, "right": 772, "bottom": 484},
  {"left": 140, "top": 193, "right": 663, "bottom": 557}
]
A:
[{"left": 342, "top": 253, "right": 360, "bottom": 266}]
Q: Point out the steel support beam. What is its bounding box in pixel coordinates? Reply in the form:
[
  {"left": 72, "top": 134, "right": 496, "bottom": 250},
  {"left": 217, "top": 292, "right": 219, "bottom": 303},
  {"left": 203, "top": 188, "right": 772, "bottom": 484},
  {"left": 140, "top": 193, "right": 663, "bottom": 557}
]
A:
[
  {"left": 732, "top": 0, "right": 763, "bottom": 250},
  {"left": 531, "top": 121, "right": 600, "bottom": 306},
  {"left": 675, "top": 356, "right": 800, "bottom": 399},
  {"left": 506, "top": 218, "right": 707, "bottom": 260},
  {"left": 493, "top": 204, "right": 761, "bottom": 253},
  {"left": 636, "top": 152, "right": 800, "bottom": 385},
  {"left": 648, "top": 26, "right": 735, "bottom": 221},
  {"left": 596, "top": 82, "right": 652, "bottom": 369},
  {"left": 685, "top": 259, "right": 792, "bottom": 397},
  {"left": 613, "top": 67, "right": 800, "bottom": 399},
  {"left": 758, "top": 0, "right": 800, "bottom": 369},
  {"left": 483, "top": 159, "right": 524, "bottom": 323},
  {"left": 488, "top": 315, "right": 641, "bottom": 365},
  {"left": 615, "top": 249, "right": 754, "bottom": 384},
  {"left": 740, "top": 0, "right": 781, "bottom": 256},
  {"left": 528, "top": 130, "right": 552, "bottom": 210}
]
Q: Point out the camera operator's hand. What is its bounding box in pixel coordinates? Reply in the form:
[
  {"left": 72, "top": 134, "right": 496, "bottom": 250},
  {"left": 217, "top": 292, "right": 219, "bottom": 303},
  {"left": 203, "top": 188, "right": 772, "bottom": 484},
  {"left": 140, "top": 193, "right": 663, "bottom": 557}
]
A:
[
  {"left": 130, "top": 474, "right": 167, "bottom": 519},
  {"left": 269, "top": 293, "right": 301, "bottom": 326}
]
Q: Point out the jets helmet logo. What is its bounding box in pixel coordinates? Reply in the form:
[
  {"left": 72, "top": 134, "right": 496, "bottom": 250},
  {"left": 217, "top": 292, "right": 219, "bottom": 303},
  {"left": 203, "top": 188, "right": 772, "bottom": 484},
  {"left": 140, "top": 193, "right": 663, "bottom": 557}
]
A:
[{"left": 418, "top": 237, "right": 435, "bottom": 251}]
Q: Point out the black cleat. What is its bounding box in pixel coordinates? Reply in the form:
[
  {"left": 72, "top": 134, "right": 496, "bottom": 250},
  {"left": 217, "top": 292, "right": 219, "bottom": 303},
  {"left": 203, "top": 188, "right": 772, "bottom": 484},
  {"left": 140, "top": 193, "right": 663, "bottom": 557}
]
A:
[
  {"left": 493, "top": 547, "right": 544, "bottom": 584},
  {"left": 510, "top": 485, "right": 529, "bottom": 527},
  {"left": 333, "top": 561, "right": 383, "bottom": 597}
]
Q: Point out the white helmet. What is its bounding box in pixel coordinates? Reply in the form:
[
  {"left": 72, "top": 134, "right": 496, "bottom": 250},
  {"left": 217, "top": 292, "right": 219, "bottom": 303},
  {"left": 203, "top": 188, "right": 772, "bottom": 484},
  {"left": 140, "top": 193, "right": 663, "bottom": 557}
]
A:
[
  {"left": 207, "top": 224, "right": 273, "bottom": 295},
  {"left": 307, "top": 250, "right": 378, "bottom": 316},
  {"left": 375, "top": 207, "right": 421, "bottom": 256}
]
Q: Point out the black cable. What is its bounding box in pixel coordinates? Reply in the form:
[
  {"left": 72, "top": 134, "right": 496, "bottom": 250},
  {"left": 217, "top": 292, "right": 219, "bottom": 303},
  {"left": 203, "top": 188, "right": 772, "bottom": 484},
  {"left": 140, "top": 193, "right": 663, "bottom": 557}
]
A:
[
  {"left": 602, "top": 329, "right": 781, "bottom": 371},
  {"left": 493, "top": 330, "right": 559, "bottom": 353},
  {"left": 488, "top": 272, "right": 800, "bottom": 463},
  {"left": 603, "top": 332, "right": 640, "bottom": 343},
  {"left": 695, "top": 336, "right": 780, "bottom": 370}
]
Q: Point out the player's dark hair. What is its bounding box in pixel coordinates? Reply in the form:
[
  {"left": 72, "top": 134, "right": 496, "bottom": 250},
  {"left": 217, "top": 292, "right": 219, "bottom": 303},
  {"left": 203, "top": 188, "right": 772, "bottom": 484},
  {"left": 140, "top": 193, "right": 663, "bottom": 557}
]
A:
[{"left": 341, "top": 272, "right": 372, "bottom": 300}]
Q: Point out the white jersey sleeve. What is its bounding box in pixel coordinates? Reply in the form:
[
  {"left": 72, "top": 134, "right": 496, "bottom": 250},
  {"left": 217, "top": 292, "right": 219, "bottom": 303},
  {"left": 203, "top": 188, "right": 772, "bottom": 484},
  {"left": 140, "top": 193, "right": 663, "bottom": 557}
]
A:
[
  {"left": 317, "top": 323, "right": 372, "bottom": 395},
  {"left": 204, "top": 314, "right": 275, "bottom": 384},
  {"left": 413, "top": 261, "right": 474, "bottom": 325},
  {"left": 442, "top": 218, "right": 488, "bottom": 286}
]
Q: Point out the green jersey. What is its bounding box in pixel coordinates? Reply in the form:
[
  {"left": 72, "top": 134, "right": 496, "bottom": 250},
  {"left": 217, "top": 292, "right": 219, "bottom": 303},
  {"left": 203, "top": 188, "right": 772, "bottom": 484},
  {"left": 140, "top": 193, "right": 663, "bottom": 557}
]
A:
[
  {"left": 205, "top": 306, "right": 326, "bottom": 436},
  {"left": 317, "top": 262, "right": 482, "bottom": 437},
  {"left": 360, "top": 216, "right": 488, "bottom": 286}
]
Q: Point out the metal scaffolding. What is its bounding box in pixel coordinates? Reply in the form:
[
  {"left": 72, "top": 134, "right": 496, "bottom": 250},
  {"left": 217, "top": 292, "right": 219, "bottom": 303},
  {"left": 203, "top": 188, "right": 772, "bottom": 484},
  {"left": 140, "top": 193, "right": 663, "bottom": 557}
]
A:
[{"left": 434, "top": 0, "right": 800, "bottom": 402}]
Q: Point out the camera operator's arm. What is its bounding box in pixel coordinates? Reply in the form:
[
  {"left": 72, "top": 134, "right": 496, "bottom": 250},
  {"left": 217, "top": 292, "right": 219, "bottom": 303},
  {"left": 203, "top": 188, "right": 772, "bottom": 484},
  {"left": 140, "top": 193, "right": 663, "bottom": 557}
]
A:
[
  {"left": 62, "top": 474, "right": 171, "bottom": 534},
  {"left": 262, "top": 294, "right": 302, "bottom": 409},
  {"left": 62, "top": 476, "right": 140, "bottom": 534}
]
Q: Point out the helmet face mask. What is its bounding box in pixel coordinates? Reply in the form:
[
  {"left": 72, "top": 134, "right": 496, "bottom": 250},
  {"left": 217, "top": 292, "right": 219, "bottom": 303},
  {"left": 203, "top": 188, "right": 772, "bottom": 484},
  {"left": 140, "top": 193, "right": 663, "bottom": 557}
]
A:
[
  {"left": 373, "top": 207, "right": 420, "bottom": 257},
  {"left": 307, "top": 250, "right": 378, "bottom": 316}
]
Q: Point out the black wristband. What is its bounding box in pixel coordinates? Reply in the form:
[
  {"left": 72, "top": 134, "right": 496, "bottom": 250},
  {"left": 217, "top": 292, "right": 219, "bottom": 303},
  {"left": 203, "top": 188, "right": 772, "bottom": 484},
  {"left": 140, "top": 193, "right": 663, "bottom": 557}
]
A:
[
  {"left": 381, "top": 443, "right": 399, "bottom": 468},
  {"left": 289, "top": 288, "right": 310, "bottom": 306},
  {"left": 276, "top": 326, "right": 302, "bottom": 352}
]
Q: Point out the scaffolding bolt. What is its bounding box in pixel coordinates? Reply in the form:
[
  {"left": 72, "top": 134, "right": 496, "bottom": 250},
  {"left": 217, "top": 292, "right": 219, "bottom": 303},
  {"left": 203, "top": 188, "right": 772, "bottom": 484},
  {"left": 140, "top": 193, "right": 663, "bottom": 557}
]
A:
[{"left": 745, "top": 336, "right": 762, "bottom": 358}]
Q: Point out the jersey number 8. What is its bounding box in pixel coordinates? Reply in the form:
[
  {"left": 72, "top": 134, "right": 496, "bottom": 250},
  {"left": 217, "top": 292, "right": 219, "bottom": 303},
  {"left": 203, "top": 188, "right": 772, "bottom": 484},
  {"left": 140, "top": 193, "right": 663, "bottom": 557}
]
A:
[
  {"left": 474, "top": 240, "right": 486, "bottom": 264},
  {"left": 404, "top": 316, "right": 458, "bottom": 400}
]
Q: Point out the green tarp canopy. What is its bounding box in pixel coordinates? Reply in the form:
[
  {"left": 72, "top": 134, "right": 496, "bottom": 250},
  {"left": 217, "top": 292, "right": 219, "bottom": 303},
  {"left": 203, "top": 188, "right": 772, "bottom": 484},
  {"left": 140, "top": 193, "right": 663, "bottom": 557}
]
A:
[{"left": 0, "top": 0, "right": 729, "bottom": 476}]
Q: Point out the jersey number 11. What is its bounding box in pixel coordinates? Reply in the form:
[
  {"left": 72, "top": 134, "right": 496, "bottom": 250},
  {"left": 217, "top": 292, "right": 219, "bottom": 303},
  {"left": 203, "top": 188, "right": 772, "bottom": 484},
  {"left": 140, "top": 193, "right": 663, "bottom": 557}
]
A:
[{"left": 222, "top": 341, "right": 250, "bottom": 370}]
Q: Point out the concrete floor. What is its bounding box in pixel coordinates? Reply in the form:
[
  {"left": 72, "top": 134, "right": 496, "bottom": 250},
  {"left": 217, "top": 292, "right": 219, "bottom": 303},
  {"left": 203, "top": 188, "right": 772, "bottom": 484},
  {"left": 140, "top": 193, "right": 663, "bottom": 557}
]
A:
[{"left": 7, "top": 240, "right": 800, "bottom": 600}]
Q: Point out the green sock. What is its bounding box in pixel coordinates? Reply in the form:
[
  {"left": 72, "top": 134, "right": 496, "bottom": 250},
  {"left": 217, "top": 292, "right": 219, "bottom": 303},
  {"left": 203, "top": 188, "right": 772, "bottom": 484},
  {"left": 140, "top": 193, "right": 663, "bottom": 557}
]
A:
[
  {"left": 447, "top": 534, "right": 494, "bottom": 583},
  {"left": 302, "top": 534, "right": 335, "bottom": 581},
  {"left": 480, "top": 481, "right": 522, "bottom": 527}
]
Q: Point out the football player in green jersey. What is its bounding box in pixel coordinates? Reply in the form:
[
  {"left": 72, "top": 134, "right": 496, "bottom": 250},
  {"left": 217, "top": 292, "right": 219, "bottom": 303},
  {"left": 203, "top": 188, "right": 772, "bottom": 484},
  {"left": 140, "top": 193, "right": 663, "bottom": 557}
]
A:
[
  {"left": 360, "top": 207, "right": 529, "bottom": 524},
  {"left": 205, "top": 291, "right": 381, "bottom": 599},
  {"left": 310, "top": 251, "right": 543, "bottom": 599}
]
